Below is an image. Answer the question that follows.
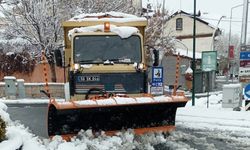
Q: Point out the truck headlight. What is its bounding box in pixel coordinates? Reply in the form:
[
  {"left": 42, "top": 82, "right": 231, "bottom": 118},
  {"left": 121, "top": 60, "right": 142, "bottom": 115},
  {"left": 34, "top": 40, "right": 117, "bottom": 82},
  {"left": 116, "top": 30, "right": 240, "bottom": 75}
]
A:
[
  {"left": 134, "top": 63, "right": 144, "bottom": 72},
  {"left": 74, "top": 63, "right": 80, "bottom": 70},
  {"left": 138, "top": 63, "right": 144, "bottom": 70}
]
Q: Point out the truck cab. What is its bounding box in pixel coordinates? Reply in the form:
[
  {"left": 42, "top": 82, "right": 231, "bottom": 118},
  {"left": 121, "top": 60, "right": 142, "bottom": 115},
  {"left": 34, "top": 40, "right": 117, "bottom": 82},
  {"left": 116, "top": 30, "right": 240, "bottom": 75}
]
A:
[{"left": 60, "top": 14, "right": 150, "bottom": 100}]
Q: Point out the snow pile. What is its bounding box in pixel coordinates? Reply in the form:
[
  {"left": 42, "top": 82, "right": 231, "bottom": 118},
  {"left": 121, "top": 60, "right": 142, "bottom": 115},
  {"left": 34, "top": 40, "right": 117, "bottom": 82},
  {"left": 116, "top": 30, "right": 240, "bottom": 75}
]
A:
[
  {"left": 0, "top": 102, "right": 10, "bottom": 124},
  {"left": 69, "top": 11, "right": 147, "bottom": 23},
  {"left": 42, "top": 130, "right": 167, "bottom": 150},
  {"left": 185, "top": 93, "right": 223, "bottom": 109},
  {"left": 1, "top": 124, "right": 45, "bottom": 150},
  {"left": 185, "top": 67, "right": 193, "bottom": 74},
  {"left": 0, "top": 102, "right": 45, "bottom": 150},
  {"left": 68, "top": 24, "right": 139, "bottom": 39}
]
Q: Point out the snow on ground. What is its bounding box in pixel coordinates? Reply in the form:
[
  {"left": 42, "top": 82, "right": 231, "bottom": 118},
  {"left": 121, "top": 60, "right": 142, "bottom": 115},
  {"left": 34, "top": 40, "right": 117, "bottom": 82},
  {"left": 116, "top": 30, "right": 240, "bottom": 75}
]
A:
[
  {"left": 0, "top": 98, "right": 65, "bottom": 104},
  {"left": 176, "top": 93, "right": 250, "bottom": 136},
  {"left": 0, "top": 92, "right": 250, "bottom": 149}
]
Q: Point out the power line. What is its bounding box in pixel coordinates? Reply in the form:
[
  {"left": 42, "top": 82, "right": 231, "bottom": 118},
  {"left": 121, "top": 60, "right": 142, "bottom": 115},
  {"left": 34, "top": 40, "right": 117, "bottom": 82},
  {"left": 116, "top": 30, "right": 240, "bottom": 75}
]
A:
[{"left": 199, "top": 17, "right": 245, "bottom": 23}]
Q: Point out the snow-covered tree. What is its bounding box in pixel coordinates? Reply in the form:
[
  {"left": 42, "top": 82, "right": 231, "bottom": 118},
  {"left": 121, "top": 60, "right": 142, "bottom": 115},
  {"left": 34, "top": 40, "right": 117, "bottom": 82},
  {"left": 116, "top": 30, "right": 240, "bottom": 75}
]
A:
[
  {"left": 145, "top": 15, "right": 175, "bottom": 53},
  {"left": 144, "top": 5, "right": 175, "bottom": 65},
  {"left": 0, "top": 0, "right": 65, "bottom": 81},
  {"left": 60, "top": 0, "right": 136, "bottom": 15},
  {"left": 0, "top": 0, "right": 136, "bottom": 82},
  {"left": 214, "top": 33, "right": 240, "bottom": 74}
]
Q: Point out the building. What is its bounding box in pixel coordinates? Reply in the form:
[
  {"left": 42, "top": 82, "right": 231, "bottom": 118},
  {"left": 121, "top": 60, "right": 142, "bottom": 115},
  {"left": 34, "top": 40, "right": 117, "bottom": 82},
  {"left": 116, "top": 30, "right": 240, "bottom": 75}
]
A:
[
  {"left": 164, "top": 10, "right": 221, "bottom": 53},
  {"left": 161, "top": 10, "right": 223, "bottom": 92},
  {"left": 161, "top": 49, "right": 205, "bottom": 93}
]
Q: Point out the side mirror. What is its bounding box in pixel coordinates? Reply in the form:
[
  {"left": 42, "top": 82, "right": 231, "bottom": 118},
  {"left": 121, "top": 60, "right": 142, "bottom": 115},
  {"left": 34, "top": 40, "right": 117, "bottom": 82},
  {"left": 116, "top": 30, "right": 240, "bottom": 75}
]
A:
[
  {"left": 54, "top": 49, "right": 63, "bottom": 67},
  {"left": 153, "top": 49, "right": 159, "bottom": 66}
]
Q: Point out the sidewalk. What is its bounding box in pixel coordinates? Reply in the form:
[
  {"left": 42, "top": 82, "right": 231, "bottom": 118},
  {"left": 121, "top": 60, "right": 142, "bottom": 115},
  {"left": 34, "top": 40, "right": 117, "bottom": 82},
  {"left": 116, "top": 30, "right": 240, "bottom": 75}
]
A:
[
  {"left": 0, "top": 98, "right": 65, "bottom": 104},
  {"left": 0, "top": 91, "right": 223, "bottom": 105}
]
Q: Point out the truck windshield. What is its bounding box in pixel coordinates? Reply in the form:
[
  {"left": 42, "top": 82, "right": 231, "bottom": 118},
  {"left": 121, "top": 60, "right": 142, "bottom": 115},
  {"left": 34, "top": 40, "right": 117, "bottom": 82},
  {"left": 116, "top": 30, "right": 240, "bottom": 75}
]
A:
[{"left": 73, "top": 35, "right": 142, "bottom": 64}]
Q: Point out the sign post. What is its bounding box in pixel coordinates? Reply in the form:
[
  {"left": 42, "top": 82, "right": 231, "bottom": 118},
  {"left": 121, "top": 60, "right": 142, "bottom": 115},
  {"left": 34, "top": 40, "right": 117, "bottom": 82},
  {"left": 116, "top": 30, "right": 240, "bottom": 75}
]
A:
[{"left": 202, "top": 51, "right": 217, "bottom": 108}]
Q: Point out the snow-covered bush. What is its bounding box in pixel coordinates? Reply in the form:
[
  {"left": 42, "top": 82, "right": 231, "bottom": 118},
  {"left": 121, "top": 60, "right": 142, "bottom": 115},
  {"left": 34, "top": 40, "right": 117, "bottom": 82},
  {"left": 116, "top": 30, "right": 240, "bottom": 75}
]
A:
[
  {"left": 0, "top": 102, "right": 8, "bottom": 142},
  {"left": 0, "top": 51, "right": 36, "bottom": 75},
  {"left": 0, "top": 116, "right": 6, "bottom": 142}
]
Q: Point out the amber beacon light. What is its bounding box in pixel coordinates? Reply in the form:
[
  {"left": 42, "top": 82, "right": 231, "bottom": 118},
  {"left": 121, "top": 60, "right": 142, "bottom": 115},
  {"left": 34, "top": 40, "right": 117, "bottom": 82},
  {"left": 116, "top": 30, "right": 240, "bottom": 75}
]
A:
[{"left": 104, "top": 22, "right": 110, "bottom": 32}]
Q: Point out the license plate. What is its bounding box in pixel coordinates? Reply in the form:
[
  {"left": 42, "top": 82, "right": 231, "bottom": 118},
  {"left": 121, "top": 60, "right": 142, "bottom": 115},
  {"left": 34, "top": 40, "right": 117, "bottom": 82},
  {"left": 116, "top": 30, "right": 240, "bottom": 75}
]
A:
[{"left": 76, "top": 76, "right": 100, "bottom": 82}]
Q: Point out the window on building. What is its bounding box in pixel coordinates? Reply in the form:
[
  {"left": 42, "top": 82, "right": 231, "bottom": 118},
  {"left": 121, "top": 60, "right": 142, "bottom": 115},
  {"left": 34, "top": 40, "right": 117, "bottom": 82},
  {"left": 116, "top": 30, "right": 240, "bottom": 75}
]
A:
[{"left": 176, "top": 18, "right": 183, "bottom": 30}]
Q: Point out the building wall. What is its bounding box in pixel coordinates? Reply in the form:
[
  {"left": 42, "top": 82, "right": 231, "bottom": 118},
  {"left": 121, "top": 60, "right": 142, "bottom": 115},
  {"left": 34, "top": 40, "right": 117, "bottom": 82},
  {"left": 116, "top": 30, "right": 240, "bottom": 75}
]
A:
[
  {"left": 177, "top": 37, "right": 214, "bottom": 52},
  {"left": 165, "top": 13, "right": 215, "bottom": 52},
  {"left": 0, "top": 64, "right": 65, "bottom": 83},
  {"left": 161, "top": 55, "right": 191, "bottom": 89}
]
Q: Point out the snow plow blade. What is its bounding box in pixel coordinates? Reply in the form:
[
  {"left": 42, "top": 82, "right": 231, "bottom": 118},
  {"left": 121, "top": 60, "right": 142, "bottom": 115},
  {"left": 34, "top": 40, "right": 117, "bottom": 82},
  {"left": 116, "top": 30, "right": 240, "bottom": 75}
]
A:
[{"left": 47, "top": 95, "right": 188, "bottom": 137}]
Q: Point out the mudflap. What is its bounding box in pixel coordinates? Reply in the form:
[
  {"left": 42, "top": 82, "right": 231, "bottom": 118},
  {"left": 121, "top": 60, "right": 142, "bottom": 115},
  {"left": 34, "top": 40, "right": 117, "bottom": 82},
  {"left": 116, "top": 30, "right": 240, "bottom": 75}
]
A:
[{"left": 47, "top": 101, "right": 186, "bottom": 137}]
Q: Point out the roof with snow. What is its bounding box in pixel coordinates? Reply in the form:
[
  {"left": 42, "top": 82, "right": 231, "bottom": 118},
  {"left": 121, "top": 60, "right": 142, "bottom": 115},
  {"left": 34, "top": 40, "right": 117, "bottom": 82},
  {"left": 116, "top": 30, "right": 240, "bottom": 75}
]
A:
[
  {"left": 175, "top": 48, "right": 202, "bottom": 59},
  {"left": 170, "top": 10, "right": 215, "bottom": 29},
  {"left": 169, "top": 10, "right": 222, "bottom": 36}
]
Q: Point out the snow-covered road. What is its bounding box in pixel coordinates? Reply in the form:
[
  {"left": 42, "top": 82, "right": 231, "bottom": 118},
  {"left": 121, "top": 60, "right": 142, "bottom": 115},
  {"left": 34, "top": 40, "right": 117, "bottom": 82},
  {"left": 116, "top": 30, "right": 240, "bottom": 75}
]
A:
[
  {"left": 0, "top": 93, "right": 250, "bottom": 150},
  {"left": 177, "top": 107, "right": 250, "bottom": 135}
]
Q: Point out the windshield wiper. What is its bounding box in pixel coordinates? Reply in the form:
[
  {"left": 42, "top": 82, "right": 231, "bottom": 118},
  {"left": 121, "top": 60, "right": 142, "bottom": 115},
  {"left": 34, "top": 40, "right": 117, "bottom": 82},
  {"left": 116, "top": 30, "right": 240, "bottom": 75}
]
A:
[
  {"left": 103, "top": 59, "right": 115, "bottom": 65},
  {"left": 77, "top": 60, "right": 103, "bottom": 64},
  {"left": 77, "top": 58, "right": 133, "bottom": 65},
  {"left": 103, "top": 58, "right": 132, "bottom": 64}
]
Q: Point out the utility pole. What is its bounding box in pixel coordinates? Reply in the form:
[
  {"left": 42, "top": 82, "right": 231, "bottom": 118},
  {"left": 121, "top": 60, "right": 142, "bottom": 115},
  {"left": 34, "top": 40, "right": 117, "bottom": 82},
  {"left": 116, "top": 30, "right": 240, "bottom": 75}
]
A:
[
  {"left": 192, "top": 0, "right": 196, "bottom": 106},
  {"left": 241, "top": 0, "right": 249, "bottom": 46},
  {"left": 161, "top": 0, "right": 166, "bottom": 53}
]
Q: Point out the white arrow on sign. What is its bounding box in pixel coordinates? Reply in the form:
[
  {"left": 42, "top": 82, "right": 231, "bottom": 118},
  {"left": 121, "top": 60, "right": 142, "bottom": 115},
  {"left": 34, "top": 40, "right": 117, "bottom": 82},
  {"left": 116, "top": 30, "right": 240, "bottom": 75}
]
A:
[
  {"left": 246, "top": 102, "right": 250, "bottom": 111},
  {"left": 239, "top": 67, "right": 250, "bottom": 76}
]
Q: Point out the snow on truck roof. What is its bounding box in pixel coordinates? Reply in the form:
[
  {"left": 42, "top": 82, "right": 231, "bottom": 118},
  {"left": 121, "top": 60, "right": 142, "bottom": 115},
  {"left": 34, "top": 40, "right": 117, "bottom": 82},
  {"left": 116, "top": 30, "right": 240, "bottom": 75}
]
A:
[
  {"left": 68, "top": 24, "right": 139, "bottom": 39},
  {"left": 69, "top": 11, "right": 147, "bottom": 23},
  {"left": 65, "top": 12, "right": 147, "bottom": 42}
]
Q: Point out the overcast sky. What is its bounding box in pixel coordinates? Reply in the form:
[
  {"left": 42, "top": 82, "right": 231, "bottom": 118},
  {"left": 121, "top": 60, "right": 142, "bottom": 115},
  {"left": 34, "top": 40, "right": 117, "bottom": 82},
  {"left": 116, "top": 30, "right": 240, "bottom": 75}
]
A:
[{"left": 142, "top": 0, "right": 247, "bottom": 36}]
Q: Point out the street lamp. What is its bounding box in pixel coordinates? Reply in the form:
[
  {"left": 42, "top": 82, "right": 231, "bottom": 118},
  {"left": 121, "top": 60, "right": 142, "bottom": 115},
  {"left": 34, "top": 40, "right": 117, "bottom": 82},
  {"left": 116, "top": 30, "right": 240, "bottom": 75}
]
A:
[
  {"left": 210, "top": 15, "right": 226, "bottom": 51},
  {"left": 175, "top": 40, "right": 189, "bottom": 56},
  {"left": 229, "top": 4, "right": 243, "bottom": 46},
  {"left": 228, "top": 4, "right": 243, "bottom": 82}
]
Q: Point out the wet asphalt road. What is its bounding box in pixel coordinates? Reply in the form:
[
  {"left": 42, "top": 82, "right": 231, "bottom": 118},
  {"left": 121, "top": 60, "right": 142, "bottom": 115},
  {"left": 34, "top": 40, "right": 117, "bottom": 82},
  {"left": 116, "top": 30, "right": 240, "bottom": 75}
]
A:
[
  {"left": 6, "top": 104, "right": 250, "bottom": 150},
  {"left": 7, "top": 104, "right": 49, "bottom": 138}
]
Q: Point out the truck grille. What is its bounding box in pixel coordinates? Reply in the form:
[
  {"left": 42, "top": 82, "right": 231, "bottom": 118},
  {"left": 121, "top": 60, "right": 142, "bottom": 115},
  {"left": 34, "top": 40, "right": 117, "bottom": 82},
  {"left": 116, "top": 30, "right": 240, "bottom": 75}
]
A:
[{"left": 72, "top": 72, "right": 146, "bottom": 94}]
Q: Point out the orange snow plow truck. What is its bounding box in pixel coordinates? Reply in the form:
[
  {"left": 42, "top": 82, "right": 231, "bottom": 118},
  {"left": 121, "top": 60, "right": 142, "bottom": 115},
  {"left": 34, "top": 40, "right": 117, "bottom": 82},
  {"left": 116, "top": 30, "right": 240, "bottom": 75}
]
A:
[{"left": 48, "top": 12, "right": 188, "bottom": 138}]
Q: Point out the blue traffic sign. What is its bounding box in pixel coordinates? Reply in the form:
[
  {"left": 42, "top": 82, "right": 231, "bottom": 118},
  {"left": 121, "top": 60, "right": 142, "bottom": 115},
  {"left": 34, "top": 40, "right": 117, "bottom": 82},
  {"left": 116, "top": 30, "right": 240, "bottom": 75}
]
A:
[
  {"left": 240, "top": 51, "right": 250, "bottom": 60},
  {"left": 152, "top": 67, "right": 163, "bottom": 85},
  {"left": 244, "top": 84, "right": 250, "bottom": 98}
]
